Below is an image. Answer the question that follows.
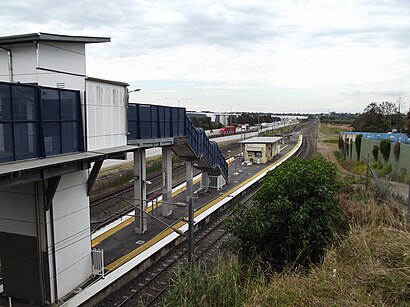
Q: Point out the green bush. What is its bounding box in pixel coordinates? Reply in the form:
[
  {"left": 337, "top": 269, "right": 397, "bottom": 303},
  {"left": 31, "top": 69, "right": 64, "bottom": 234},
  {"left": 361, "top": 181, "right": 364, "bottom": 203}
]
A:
[
  {"left": 338, "top": 137, "right": 344, "bottom": 151},
  {"left": 225, "top": 157, "right": 342, "bottom": 269},
  {"left": 372, "top": 145, "right": 379, "bottom": 161},
  {"left": 355, "top": 134, "right": 362, "bottom": 161},
  {"left": 379, "top": 139, "right": 391, "bottom": 161},
  {"left": 382, "top": 163, "right": 392, "bottom": 175}
]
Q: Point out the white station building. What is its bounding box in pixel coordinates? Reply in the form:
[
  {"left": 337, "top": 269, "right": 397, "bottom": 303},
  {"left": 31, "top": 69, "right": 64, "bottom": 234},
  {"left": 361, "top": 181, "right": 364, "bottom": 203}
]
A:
[
  {"left": 0, "top": 32, "right": 134, "bottom": 305},
  {"left": 0, "top": 32, "right": 229, "bottom": 305}
]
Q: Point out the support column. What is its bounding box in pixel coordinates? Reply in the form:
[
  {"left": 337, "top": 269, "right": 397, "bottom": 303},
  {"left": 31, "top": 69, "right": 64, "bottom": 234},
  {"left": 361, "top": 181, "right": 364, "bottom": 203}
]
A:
[
  {"left": 134, "top": 149, "right": 147, "bottom": 234},
  {"left": 162, "top": 147, "right": 173, "bottom": 217},
  {"left": 185, "top": 161, "right": 194, "bottom": 203},
  {"left": 200, "top": 171, "right": 209, "bottom": 192}
]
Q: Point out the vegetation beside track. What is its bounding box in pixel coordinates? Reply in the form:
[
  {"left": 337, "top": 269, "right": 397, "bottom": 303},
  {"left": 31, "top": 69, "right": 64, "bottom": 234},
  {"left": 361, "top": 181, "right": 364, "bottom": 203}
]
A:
[{"left": 163, "top": 123, "right": 410, "bottom": 307}]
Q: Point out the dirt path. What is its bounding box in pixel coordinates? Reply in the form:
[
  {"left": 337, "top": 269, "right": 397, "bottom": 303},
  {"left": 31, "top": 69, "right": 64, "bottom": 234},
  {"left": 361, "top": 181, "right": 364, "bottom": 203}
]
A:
[
  {"left": 316, "top": 130, "right": 356, "bottom": 177},
  {"left": 316, "top": 126, "right": 409, "bottom": 201}
]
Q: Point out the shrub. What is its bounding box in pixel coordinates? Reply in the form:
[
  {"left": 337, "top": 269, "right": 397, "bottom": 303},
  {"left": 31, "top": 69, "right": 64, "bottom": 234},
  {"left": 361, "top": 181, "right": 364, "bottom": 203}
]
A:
[
  {"left": 372, "top": 145, "right": 379, "bottom": 161},
  {"left": 379, "top": 139, "right": 391, "bottom": 161},
  {"left": 225, "top": 157, "right": 342, "bottom": 269},
  {"left": 338, "top": 137, "right": 344, "bottom": 151},
  {"left": 355, "top": 134, "right": 362, "bottom": 161},
  {"left": 382, "top": 163, "right": 392, "bottom": 175}
]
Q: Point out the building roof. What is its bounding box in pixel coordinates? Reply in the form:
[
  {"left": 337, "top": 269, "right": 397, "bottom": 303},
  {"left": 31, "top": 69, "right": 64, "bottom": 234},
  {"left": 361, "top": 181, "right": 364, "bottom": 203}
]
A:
[
  {"left": 0, "top": 32, "right": 110, "bottom": 46},
  {"left": 86, "top": 77, "right": 129, "bottom": 87},
  {"left": 239, "top": 136, "right": 282, "bottom": 144}
]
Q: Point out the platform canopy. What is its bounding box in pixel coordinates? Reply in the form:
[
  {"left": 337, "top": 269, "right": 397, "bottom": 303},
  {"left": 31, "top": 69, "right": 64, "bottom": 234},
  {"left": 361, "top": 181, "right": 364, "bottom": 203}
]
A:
[
  {"left": 0, "top": 32, "right": 110, "bottom": 46},
  {"left": 239, "top": 136, "right": 282, "bottom": 144},
  {"left": 0, "top": 145, "right": 138, "bottom": 188}
]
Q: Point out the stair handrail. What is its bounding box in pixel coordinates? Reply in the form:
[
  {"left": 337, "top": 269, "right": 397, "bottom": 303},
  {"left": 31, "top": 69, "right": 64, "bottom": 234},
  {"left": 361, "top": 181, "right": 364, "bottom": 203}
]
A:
[{"left": 185, "top": 117, "right": 228, "bottom": 180}]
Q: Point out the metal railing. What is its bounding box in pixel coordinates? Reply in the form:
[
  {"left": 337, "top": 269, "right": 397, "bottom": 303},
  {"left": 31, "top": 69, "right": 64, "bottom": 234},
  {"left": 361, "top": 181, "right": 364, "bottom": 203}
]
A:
[
  {"left": 185, "top": 117, "right": 228, "bottom": 180},
  {"left": 91, "top": 248, "right": 105, "bottom": 278},
  {"left": 365, "top": 158, "right": 410, "bottom": 208}
]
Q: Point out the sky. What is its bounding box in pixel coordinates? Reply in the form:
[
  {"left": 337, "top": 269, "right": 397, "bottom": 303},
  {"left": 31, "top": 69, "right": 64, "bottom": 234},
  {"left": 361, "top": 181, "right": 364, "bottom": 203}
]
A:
[{"left": 1, "top": 0, "right": 410, "bottom": 113}]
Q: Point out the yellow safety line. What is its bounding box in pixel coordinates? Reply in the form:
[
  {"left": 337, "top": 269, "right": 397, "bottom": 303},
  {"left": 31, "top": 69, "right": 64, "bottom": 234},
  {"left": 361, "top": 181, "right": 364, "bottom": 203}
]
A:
[
  {"left": 91, "top": 176, "right": 202, "bottom": 247},
  {"left": 105, "top": 137, "right": 301, "bottom": 270}
]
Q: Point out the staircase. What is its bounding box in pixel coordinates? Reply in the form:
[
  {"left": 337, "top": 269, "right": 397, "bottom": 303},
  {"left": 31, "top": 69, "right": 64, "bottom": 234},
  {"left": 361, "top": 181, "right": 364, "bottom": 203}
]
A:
[{"left": 183, "top": 117, "right": 228, "bottom": 181}]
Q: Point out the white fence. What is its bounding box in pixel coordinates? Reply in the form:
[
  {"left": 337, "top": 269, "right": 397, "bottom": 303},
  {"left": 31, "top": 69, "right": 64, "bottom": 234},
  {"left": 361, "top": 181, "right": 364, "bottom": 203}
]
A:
[{"left": 91, "top": 248, "right": 105, "bottom": 278}]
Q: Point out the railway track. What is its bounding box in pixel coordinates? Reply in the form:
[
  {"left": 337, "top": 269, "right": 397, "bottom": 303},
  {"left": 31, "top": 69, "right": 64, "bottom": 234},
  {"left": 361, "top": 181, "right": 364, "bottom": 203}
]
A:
[
  {"left": 90, "top": 143, "right": 241, "bottom": 232},
  {"left": 97, "top": 187, "right": 255, "bottom": 307},
  {"left": 93, "top": 121, "right": 317, "bottom": 306},
  {"left": 296, "top": 120, "right": 318, "bottom": 159}
]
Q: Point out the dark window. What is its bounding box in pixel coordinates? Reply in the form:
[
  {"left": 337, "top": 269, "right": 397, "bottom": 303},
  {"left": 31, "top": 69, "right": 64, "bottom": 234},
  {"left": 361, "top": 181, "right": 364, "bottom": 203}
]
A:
[
  {"left": 61, "top": 122, "right": 78, "bottom": 153},
  {"left": 140, "top": 122, "right": 151, "bottom": 139},
  {"left": 0, "top": 82, "right": 83, "bottom": 163},
  {"left": 139, "top": 106, "right": 151, "bottom": 120},
  {"left": 0, "top": 123, "right": 13, "bottom": 162},
  {"left": 128, "top": 122, "right": 138, "bottom": 139},
  {"left": 60, "top": 91, "right": 78, "bottom": 120},
  {"left": 41, "top": 89, "right": 60, "bottom": 120},
  {"left": 12, "top": 86, "right": 37, "bottom": 121},
  {"left": 151, "top": 121, "right": 158, "bottom": 138},
  {"left": 43, "top": 122, "right": 61, "bottom": 156},
  {"left": 0, "top": 84, "right": 12, "bottom": 121},
  {"left": 14, "top": 123, "right": 39, "bottom": 160}
]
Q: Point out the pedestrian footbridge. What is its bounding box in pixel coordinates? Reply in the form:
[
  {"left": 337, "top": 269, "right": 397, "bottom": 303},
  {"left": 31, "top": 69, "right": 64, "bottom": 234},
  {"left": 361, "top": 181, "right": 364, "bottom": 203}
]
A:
[{"left": 127, "top": 103, "right": 228, "bottom": 181}]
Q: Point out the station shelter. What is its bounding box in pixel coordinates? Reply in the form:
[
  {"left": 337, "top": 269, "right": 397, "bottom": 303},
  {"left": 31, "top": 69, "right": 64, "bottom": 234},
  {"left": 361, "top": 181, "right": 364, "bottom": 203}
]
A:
[{"left": 240, "top": 136, "right": 282, "bottom": 164}]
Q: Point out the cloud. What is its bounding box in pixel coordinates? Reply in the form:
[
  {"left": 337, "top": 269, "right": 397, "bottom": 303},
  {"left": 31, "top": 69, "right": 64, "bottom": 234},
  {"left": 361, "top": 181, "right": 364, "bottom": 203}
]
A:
[
  {"left": 343, "top": 90, "right": 407, "bottom": 97},
  {"left": 1, "top": 0, "right": 410, "bottom": 112}
]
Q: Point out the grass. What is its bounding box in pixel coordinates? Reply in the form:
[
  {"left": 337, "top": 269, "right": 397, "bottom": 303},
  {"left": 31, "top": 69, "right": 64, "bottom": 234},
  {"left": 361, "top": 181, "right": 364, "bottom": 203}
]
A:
[
  {"left": 251, "top": 224, "right": 410, "bottom": 306},
  {"left": 163, "top": 257, "right": 266, "bottom": 307},
  {"left": 163, "top": 123, "right": 409, "bottom": 306},
  {"left": 320, "top": 123, "right": 352, "bottom": 137},
  {"left": 334, "top": 151, "right": 367, "bottom": 175},
  {"left": 163, "top": 188, "right": 410, "bottom": 306},
  {"left": 163, "top": 177, "right": 410, "bottom": 307}
]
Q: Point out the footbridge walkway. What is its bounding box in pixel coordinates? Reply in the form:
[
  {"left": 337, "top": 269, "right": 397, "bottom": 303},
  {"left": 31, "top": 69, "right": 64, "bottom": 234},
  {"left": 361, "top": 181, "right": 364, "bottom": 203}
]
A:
[{"left": 127, "top": 103, "right": 228, "bottom": 181}]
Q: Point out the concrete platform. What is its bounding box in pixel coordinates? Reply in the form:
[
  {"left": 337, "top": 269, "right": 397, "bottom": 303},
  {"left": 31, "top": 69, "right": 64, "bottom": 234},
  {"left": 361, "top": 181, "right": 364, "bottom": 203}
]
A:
[{"left": 61, "top": 134, "right": 302, "bottom": 307}]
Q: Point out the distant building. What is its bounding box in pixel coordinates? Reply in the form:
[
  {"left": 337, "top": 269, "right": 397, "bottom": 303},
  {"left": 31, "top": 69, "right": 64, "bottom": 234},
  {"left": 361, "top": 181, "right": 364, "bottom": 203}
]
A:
[
  {"left": 239, "top": 136, "right": 282, "bottom": 164},
  {"left": 186, "top": 111, "right": 209, "bottom": 120}
]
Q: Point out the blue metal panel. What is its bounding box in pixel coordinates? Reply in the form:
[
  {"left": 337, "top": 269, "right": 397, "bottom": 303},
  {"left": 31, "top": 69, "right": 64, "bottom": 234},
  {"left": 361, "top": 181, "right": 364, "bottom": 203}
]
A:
[
  {"left": 0, "top": 81, "right": 84, "bottom": 164},
  {"left": 341, "top": 131, "right": 409, "bottom": 144},
  {"left": 128, "top": 103, "right": 187, "bottom": 140},
  {"left": 127, "top": 103, "right": 228, "bottom": 180}
]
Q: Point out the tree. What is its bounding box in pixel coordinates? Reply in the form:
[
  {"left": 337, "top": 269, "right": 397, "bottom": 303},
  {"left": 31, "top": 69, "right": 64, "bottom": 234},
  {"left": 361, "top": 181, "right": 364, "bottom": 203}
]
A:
[
  {"left": 225, "top": 157, "right": 342, "bottom": 269},
  {"left": 352, "top": 102, "right": 389, "bottom": 132},
  {"left": 379, "top": 101, "right": 397, "bottom": 130},
  {"left": 408, "top": 109, "right": 410, "bottom": 136}
]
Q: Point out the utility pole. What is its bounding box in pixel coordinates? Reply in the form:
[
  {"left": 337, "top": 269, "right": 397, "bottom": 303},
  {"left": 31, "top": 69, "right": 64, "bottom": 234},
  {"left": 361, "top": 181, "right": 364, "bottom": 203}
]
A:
[
  {"left": 187, "top": 197, "right": 194, "bottom": 265},
  {"left": 257, "top": 112, "right": 260, "bottom": 137}
]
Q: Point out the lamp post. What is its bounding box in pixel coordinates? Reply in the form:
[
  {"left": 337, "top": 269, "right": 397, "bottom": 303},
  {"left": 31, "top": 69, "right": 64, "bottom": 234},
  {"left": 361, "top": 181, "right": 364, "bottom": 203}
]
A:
[
  {"left": 127, "top": 88, "right": 141, "bottom": 104},
  {"left": 165, "top": 97, "right": 192, "bottom": 107}
]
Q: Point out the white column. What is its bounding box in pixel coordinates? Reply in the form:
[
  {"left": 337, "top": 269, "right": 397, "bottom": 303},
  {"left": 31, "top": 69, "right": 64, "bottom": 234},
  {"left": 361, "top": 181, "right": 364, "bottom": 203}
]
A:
[
  {"left": 162, "top": 147, "right": 173, "bottom": 217},
  {"left": 200, "top": 171, "right": 209, "bottom": 192},
  {"left": 134, "top": 149, "right": 147, "bottom": 234},
  {"left": 185, "top": 161, "right": 194, "bottom": 203}
]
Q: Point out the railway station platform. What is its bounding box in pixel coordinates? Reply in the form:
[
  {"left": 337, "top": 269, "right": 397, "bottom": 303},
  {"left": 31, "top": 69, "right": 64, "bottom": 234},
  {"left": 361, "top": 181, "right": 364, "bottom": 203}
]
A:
[{"left": 62, "top": 134, "right": 302, "bottom": 306}]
